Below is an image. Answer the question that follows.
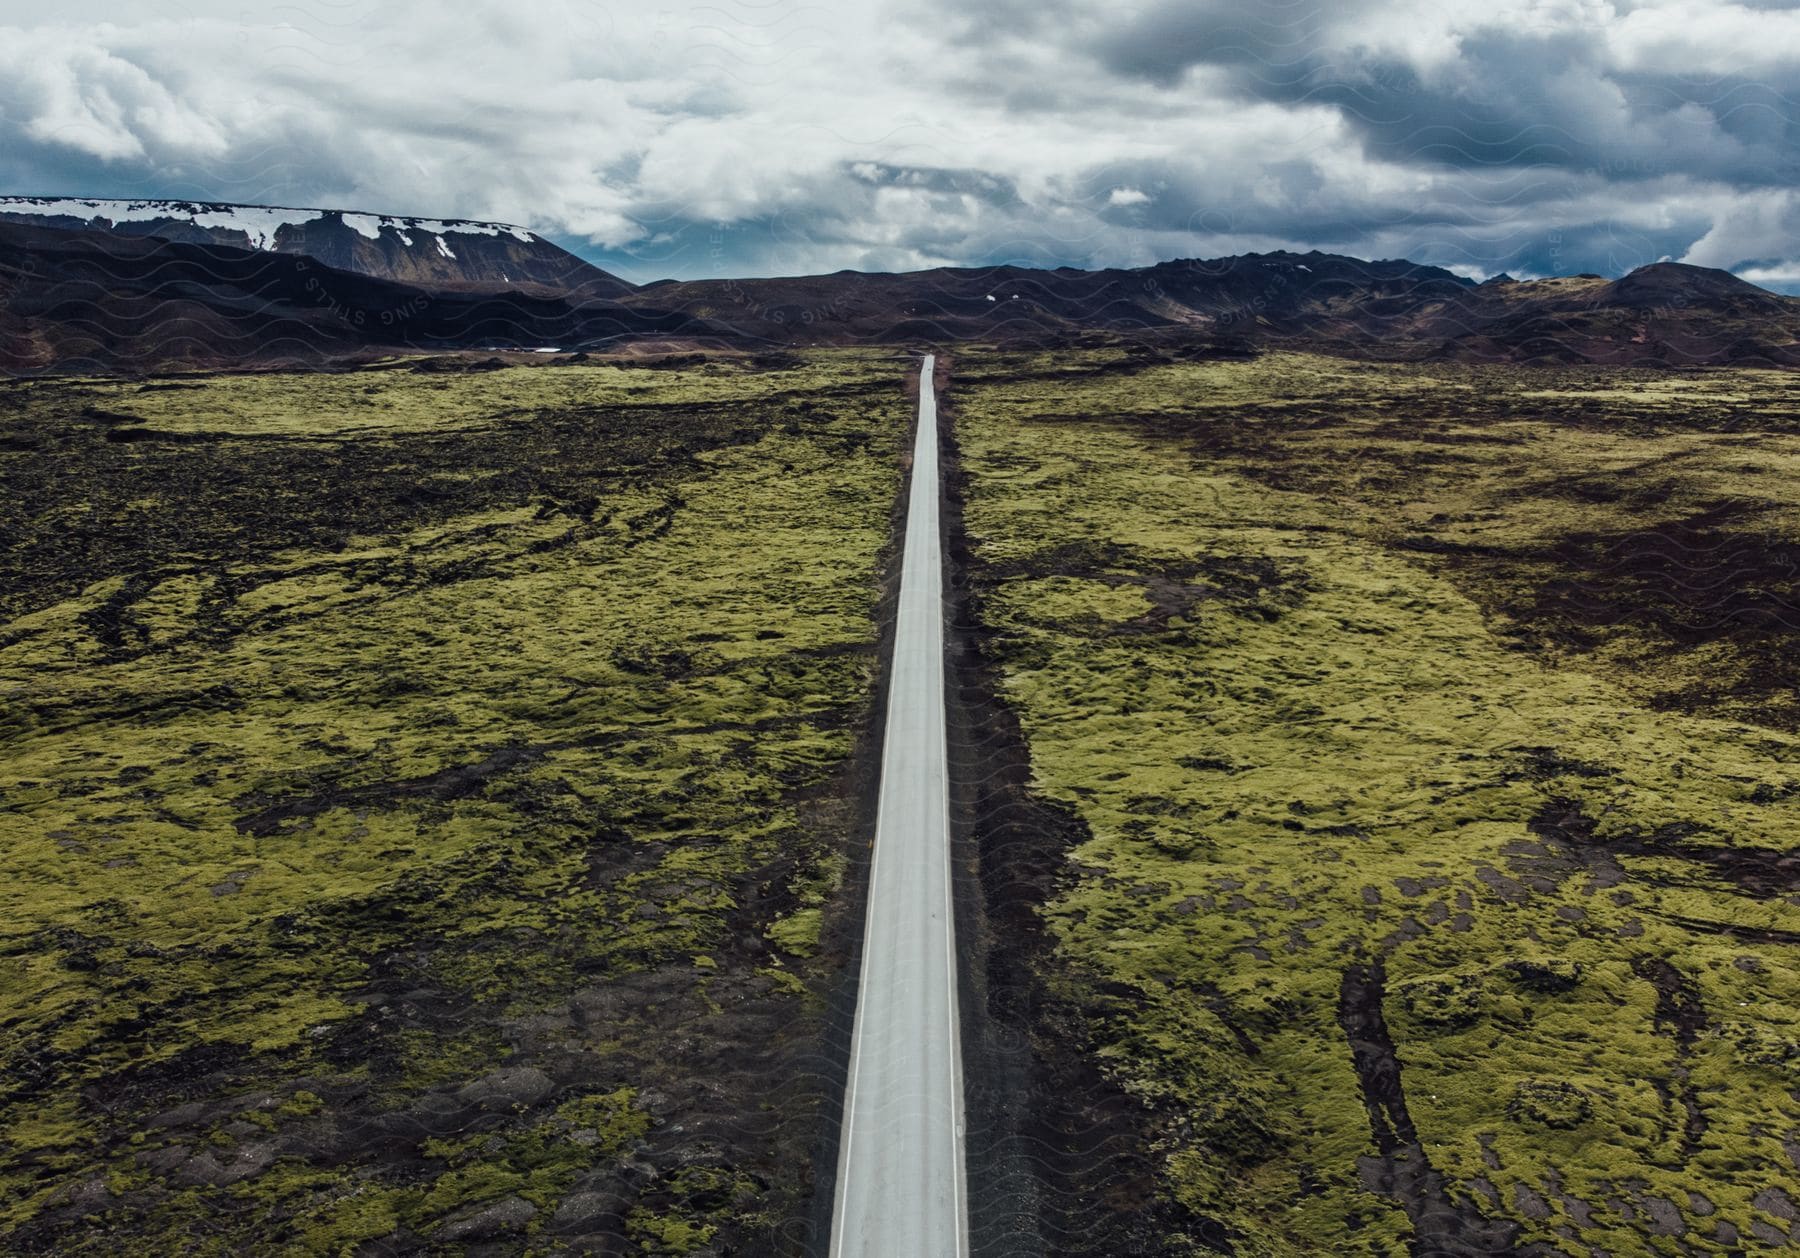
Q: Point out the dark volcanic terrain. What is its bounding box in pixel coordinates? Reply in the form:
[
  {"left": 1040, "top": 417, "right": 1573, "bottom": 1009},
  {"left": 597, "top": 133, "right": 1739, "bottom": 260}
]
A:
[
  {"left": 626, "top": 252, "right": 1800, "bottom": 366},
  {"left": 0, "top": 222, "right": 710, "bottom": 374},
  {"left": 5, "top": 204, "right": 1800, "bottom": 374}
]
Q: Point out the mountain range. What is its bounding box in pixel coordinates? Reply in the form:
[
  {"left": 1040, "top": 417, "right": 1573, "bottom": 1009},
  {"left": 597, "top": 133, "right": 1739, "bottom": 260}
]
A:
[
  {"left": 632, "top": 252, "right": 1800, "bottom": 366},
  {"left": 3, "top": 198, "right": 1798, "bottom": 373}
]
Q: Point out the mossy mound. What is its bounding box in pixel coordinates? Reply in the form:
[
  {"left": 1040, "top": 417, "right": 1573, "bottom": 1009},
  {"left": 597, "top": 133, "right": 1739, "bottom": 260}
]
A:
[{"left": 1508, "top": 1080, "right": 1594, "bottom": 1129}]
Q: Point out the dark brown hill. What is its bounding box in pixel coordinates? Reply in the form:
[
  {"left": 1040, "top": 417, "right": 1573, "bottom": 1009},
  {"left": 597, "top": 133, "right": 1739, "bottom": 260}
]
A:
[
  {"left": 621, "top": 251, "right": 1473, "bottom": 344},
  {"left": 1408, "top": 265, "right": 1800, "bottom": 366},
  {"left": 0, "top": 221, "right": 709, "bottom": 374},
  {"left": 0, "top": 198, "right": 633, "bottom": 297}
]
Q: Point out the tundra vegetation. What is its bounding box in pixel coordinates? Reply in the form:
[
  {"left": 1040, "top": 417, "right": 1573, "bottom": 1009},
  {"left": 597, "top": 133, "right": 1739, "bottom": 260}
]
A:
[
  {"left": 952, "top": 348, "right": 1800, "bottom": 1255},
  {"left": 8, "top": 341, "right": 1800, "bottom": 1257},
  {"left": 0, "top": 352, "right": 905, "bottom": 1253}
]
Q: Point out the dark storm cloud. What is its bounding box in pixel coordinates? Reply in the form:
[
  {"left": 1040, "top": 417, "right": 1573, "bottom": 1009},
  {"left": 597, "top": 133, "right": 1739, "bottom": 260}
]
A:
[
  {"left": 1091, "top": 0, "right": 1367, "bottom": 84},
  {"left": 1079, "top": 156, "right": 1428, "bottom": 242},
  {"left": 1084, "top": 1, "right": 1800, "bottom": 186}
]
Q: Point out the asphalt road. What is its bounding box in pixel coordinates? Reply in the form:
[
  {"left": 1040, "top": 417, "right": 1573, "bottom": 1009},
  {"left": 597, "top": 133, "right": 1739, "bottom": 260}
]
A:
[{"left": 829, "top": 354, "right": 968, "bottom": 1258}]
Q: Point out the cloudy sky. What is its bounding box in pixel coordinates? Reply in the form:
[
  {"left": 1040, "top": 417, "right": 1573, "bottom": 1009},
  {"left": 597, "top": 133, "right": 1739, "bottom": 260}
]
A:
[{"left": 2, "top": 0, "right": 1797, "bottom": 287}]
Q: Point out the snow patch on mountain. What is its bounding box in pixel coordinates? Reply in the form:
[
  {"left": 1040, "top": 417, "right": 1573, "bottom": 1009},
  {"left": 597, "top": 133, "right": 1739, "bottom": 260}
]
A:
[
  {"left": 189, "top": 206, "right": 315, "bottom": 250},
  {"left": 0, "top": 198, "right": 537, "bottom": 248}
]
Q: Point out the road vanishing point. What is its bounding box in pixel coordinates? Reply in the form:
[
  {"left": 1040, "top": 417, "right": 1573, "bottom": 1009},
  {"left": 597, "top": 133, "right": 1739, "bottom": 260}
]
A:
[{"left": 828, "top": 354, "right": 970, "bottom": 1258}]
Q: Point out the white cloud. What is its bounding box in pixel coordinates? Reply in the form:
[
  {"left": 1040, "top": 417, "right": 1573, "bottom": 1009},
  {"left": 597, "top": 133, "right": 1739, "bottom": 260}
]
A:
[
  {"left": 1108, "top": 187, "right": 1150, "bottom": 206},
  {"left": 1680, "top": 189, "right": 1800, "bottom": 270},
  {"left": 1609, "top": 0, "right": 1800, "bottom": 76}
]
